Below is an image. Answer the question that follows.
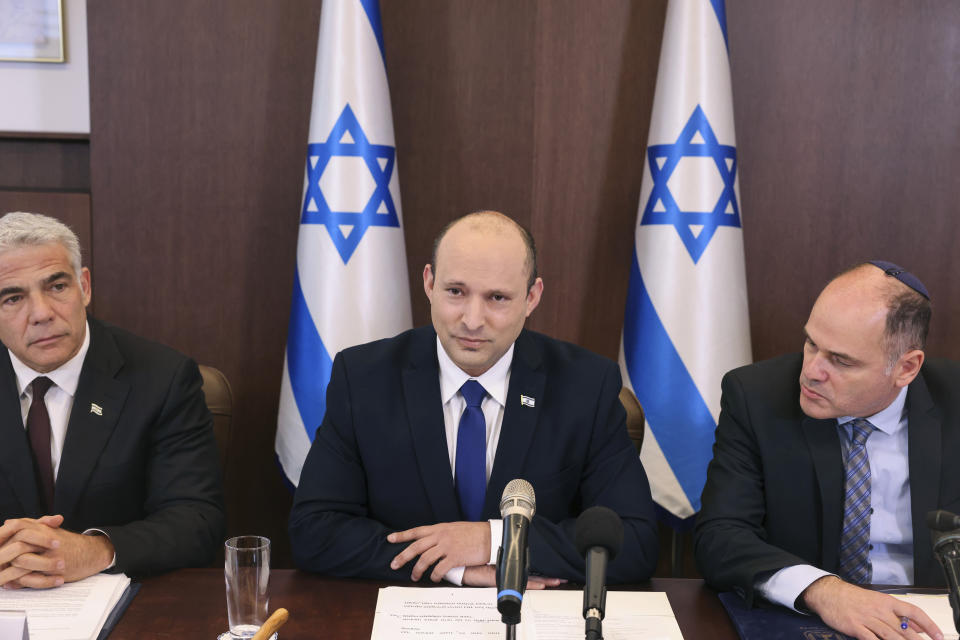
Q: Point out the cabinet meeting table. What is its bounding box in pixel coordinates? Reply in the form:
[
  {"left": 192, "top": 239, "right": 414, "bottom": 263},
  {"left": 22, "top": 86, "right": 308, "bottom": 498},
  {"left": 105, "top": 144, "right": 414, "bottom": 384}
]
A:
[{"left": 106, "top": 570, "right": 739, "bottom": 639}]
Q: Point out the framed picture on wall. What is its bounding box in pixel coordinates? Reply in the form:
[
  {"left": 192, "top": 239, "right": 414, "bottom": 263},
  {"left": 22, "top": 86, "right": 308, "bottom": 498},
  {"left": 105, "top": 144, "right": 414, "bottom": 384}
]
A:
[{"left": 0, "top": 0, "right": 65, "bottom": 63}]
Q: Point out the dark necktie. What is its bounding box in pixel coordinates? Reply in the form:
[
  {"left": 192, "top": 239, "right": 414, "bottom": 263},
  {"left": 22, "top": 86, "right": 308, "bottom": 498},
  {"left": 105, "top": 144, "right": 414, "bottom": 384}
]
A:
[
  {"left": 838, "top": 418, "right": 876, "bottom": 584},
  {"left": 455, "top": 380, "right": 487, "bottom": 521},
  {"left": 27, "top": 376, "right": 55, "bottom": 512}
]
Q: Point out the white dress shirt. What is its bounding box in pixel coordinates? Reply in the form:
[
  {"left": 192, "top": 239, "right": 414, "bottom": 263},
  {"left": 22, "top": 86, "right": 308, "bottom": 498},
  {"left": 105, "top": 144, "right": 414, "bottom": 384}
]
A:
[
  {"left": 10, "top": 321, "right": 114, "bottom": 566},
  {"left": 436, "top": 336, "right": 513, "bottom": 585},
  {"left": 11, "top": 321, "right": 91, "bottom": 479},
  {"left": 757, "top": 386, "right": 911, "bottom": 610}
]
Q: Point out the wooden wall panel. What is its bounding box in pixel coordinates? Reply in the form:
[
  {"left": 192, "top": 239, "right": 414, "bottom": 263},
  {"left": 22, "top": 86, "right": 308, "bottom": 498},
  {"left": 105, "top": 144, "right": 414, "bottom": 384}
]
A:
[
  {"left": 528, "top": 1, "right": 666, "bottom": 355},
  {"left": 0, "top": 138, "right": 90, "bottom": 191},
  {"left": 87, "top": 0, "right": 324, "bottom": 565},
  {"left": 728, "top": 0, "right": 960, "bottom": 360},
  {"left": 382, "top": 0, "right": 538, "bottom": 322}
]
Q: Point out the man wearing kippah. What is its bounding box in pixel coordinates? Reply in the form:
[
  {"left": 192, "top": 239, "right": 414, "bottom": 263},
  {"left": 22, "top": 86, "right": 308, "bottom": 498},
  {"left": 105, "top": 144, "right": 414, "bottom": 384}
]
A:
[{"left": 695, "top": 262, "right": 955, "bottom": 640}]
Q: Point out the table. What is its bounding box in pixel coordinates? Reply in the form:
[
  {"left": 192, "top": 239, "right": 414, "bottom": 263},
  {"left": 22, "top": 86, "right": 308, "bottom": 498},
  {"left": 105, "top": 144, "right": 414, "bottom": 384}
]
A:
[{"left": 109, "top": 570, "right": 737, "bottom": 639}]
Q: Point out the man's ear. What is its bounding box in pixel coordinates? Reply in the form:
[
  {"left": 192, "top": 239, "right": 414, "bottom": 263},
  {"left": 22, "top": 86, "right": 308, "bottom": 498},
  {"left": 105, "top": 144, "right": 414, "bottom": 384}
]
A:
[
  {"left": 893, "top": 349, "right": 924, "bottom": 388},
  {"left": 524, "top": 277, "right": 544, "bottom": 318},
  {"left": 423, "top": 264, "right": 435, "bottom": 300},
  {"left": 80, "top": 267, "right": 92, "bottom": 307}
]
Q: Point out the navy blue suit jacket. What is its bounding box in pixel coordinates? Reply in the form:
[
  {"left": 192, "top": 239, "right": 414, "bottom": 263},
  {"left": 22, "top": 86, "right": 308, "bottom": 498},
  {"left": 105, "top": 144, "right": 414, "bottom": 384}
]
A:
[
  {"left": 694, "top": 354, "right": 960, "bottom": 603},
  {"left": 0, "top": 317, "right": 224, "bottom": 575},
  {"left": 289, "top": 326, "right": 658, "bottom": 583}
]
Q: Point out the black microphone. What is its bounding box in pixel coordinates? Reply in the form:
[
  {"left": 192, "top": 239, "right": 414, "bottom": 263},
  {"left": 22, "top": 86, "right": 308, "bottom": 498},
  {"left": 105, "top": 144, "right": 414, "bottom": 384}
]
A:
[
  {"left": 496, "top": 479, "right": 535, "bottom": 626},
  {"left": 575, "top": 506, "right": 624, "bottom": 640},
  {"left": 928, "top": 510, "right": 960, "bottom": 532},
  {"left": 930, "top": 513, "right": 960, "bottom": 633}
]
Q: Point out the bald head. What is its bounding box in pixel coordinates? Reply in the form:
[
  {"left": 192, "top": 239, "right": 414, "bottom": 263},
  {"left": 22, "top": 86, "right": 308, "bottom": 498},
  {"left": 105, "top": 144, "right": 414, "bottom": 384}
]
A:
[
  {"left": 430, "top": 211, "right": 538, "bottom": 291},
  {"left": 827, "top": 263, "right": 931, "bottom": 366},
  {"left": 423, "top": 210, "right": 544, "bottom": 376},
  {"left": 798, "top": 263, "right": 928, "bottom": 419}
]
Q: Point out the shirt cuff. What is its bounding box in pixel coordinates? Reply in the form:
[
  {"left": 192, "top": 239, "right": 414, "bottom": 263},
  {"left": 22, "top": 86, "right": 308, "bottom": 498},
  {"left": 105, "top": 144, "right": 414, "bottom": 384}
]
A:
[
  {"left": 442, "top": 519, "right": 501, "bottom": 586},
  {"left": 756, "top": 565, "right": 833, "bottom": 612},
  {"left": 488, "top": 518, "right": 503, "bottom": 564},
  {"left": 82, "top": 528, "right": 117, "bottom": 570},
  {"left": 444, "top": 566, "right": 465, "bottom": 586}
]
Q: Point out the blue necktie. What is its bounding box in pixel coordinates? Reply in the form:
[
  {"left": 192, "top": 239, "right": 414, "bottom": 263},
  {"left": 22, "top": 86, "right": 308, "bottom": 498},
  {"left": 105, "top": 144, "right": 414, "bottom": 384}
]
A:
[
  {"left": 455, "top": 380, "right": 487, "bottom": 521},
  {"left": 838, "top": 418, "right": 876, "bottom": 584}
]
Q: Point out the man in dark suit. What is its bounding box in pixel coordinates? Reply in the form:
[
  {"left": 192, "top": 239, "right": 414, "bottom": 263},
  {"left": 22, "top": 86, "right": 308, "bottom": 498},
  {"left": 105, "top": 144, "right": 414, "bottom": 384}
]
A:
[
  {"left": 695, "top": 262, "right": 950, "bottom": 640},
  {"left": 0, "top": 211, "right": 223, "bottom": 588},
  {"left": 290, "top": 211, "right": 658, "bottom": 586}
]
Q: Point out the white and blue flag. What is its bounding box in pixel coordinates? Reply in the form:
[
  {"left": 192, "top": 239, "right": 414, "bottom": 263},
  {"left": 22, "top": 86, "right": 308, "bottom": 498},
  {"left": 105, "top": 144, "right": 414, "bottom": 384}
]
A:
[
  {"left": 276, "top": 0, "right": 412, "bottom": 487},
  {"left": 619, "top": 0, "right": 752, "bottom": 522}
]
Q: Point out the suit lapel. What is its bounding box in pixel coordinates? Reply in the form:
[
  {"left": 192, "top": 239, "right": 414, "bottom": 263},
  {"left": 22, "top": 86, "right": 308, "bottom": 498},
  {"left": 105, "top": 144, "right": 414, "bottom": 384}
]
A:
[
  {"left": 55, "top": 320, "right": 130, "bottom": 521},
  {"left": 0, "top": 352, "right": 42, "bottom": 514},
  {"left": 802, "top": 414, "right": 844, "bottom": 571},
  {"left": 402, "top": 329, "right": 461, "bottom": 522},
  {"left": 905, "top": 374, "right": 940, "bottom": 583},
  {"left": 485, "top": 331, "right": 545, "bottom": 517}
]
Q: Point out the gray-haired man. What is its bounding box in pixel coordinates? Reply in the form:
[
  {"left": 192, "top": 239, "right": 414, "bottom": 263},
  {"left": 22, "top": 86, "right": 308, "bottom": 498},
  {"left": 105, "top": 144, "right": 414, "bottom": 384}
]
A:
[{"left": 0, "top": 211, "right": 223, "bottom": 587}]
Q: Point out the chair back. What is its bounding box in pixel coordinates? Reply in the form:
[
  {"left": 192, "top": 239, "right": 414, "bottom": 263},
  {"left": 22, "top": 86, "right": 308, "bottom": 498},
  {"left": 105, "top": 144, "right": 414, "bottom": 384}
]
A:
[
  {"left": 619, "top": 386, "right": 645, "bottom": 454},
  {"left": 198, "top": 364, "right": 233, "bottom": 473}
]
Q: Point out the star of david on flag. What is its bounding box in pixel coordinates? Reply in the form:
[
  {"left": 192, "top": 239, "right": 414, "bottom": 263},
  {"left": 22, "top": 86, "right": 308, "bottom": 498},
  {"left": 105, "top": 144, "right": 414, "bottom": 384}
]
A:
[
  {"left": 640, "top": 104, "right": 740, "bottom": 264},
  {"left": 619, "top": 0, "right": 752, "bottom": 523},
  {"left": 276, "top": 0, "right": 412, "bottom": 487},
  {"left": 302, "top": 103, "right": 400, "bottom": 264}
]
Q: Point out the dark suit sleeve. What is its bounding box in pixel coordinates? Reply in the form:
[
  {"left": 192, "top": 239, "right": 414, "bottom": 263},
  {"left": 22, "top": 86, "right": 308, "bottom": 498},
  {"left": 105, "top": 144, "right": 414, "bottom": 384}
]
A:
[
  {"left": 100, "top": 358, "right": 224, "bottom": 574},
  {"left": 288, "top": 353, "right": 411, "bottom": 580},
  {"left": 526, "top": 363, "right": 659, "bottom": 583},
  {"left": 693, "top": 370, "right": 809, "bottom": 603}
]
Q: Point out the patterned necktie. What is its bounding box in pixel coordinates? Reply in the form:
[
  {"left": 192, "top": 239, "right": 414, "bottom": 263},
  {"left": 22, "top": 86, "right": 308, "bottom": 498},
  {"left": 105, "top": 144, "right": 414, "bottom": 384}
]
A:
[
  {"left": 27, "top": 376, "right": 55, "bottom": 512},
  {"left": 455, "top": 380, "right": 487, "bottom": 521},
  {"left": 838, "top": 418, "right": 876, "bottom": 584}
]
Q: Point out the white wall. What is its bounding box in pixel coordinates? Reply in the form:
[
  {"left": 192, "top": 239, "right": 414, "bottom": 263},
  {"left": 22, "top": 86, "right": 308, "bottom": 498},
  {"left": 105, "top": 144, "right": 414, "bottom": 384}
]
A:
[{"left": 0, "top": 0, "right": 89, "bottom": 134}]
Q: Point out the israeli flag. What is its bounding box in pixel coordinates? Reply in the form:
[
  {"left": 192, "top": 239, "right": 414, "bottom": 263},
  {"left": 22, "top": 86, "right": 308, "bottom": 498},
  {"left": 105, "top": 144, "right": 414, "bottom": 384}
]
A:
[
  {"left": 276, "top": 0, "right": 412, "bottom": 487},
  {"left": 619, "top": 0, "right": 752, "bottom": 521}
]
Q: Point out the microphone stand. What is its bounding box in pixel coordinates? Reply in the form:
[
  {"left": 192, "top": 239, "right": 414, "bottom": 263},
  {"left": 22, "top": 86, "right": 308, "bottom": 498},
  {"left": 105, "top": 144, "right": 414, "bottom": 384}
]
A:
[
  {"left": 505, "top": 623, "right": 516, "bottom": 640},
  {"left": 585, "top": 607, "right": 603, "bottom": 640},
  {"left": 934, "top": 532, "right": 960, "bottom": 633}
]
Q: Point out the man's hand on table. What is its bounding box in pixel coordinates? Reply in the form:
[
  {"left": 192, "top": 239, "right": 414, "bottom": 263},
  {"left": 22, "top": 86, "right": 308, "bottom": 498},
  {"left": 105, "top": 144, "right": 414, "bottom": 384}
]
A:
[
  {"left": 801, "top": 575, "right": 944, "bottom": 640},
  {"left": 0, "top": 515, "right": 114, "bottom": 589},
  {"left": 388, "top": 521, "right": 492, "bottom": 582},
  {"left": 461, "top": 564, "right": 566, "bottom": 589}
]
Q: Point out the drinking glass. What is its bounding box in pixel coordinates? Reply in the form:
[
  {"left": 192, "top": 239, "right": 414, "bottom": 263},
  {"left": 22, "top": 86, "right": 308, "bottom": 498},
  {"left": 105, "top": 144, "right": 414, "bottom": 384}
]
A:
[{"left": 224, "top": 535, "right": 270, "bottom": 639}]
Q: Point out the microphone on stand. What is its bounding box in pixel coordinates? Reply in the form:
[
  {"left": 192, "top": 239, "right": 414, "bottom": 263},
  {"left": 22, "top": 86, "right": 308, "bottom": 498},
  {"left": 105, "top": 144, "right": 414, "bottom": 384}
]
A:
[
  {"left": 928, "top": 510, "right": 960, "bottom": 633},
  {"left": 496, "top": 479, "right": 536, "bottom": 627},
  {"left": 575, "top": 506, "right": 624, "bottom": 640},
  {"left": 928, "top": 510, "right": 960, "bottom": 532}
]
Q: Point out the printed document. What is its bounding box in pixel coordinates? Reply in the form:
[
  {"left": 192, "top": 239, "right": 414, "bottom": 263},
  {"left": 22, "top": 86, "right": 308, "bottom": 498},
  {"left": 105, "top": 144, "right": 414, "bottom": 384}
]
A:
[
  {"left": 370, "top": 587, "right": 684, "bottom": 640},
  {"left": 0, "top": 573, "right": 130, "bottom": 640},
  {"left": 893, "top": 594, "right": 959, "bottom": 640}
]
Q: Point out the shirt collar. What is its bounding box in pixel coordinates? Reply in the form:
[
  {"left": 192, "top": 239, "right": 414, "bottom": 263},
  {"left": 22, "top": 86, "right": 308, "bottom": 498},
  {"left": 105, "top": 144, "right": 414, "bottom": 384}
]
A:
[
  {"left": 437, "top": 336, "right": 513, "bottom": 407},
  {"left": 837, "top": 385, "right": 908, "bottom": 436},
  {"left": 9, "top": 319, "right": 91, "bottom": 398}
]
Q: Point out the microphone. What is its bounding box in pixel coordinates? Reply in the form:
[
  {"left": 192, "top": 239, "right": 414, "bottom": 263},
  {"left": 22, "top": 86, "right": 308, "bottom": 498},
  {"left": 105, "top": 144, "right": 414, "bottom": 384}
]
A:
[
  {"left": 928, "top": 510, "right": 960, "bottom": 532},
  {"left": 929, "top": 512, "right": 960, "bottom": 633},
  {"left": 575, "top": 506, "right": 624, "bottom": 640},
  {"left": 496, "top": 479, "right": 535, "bottom": 626}
]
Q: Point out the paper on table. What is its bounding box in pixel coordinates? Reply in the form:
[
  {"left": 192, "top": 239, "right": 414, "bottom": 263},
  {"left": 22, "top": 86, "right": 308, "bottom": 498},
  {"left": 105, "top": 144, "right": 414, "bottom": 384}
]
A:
[
  {"left": 369, "top": 587, "right": 685, "bottom": 640},
  {"left": 523, "top": 591, "right": 684, "bottom": 640},
  {"left": 371, "top": 588, "right": 503, "bottom": 639},
  {"left": 0, "top": 573, "right": 130, "bottom": 640},
  {"left": 892, "top": 594, "right": 959, "bottom": 640}
]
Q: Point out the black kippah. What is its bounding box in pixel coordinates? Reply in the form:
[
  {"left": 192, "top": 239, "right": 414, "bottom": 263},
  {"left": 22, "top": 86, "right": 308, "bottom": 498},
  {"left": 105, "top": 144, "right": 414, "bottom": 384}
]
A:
[{"left": 867, "top": 260, "right": 930, "bottom": 300}]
